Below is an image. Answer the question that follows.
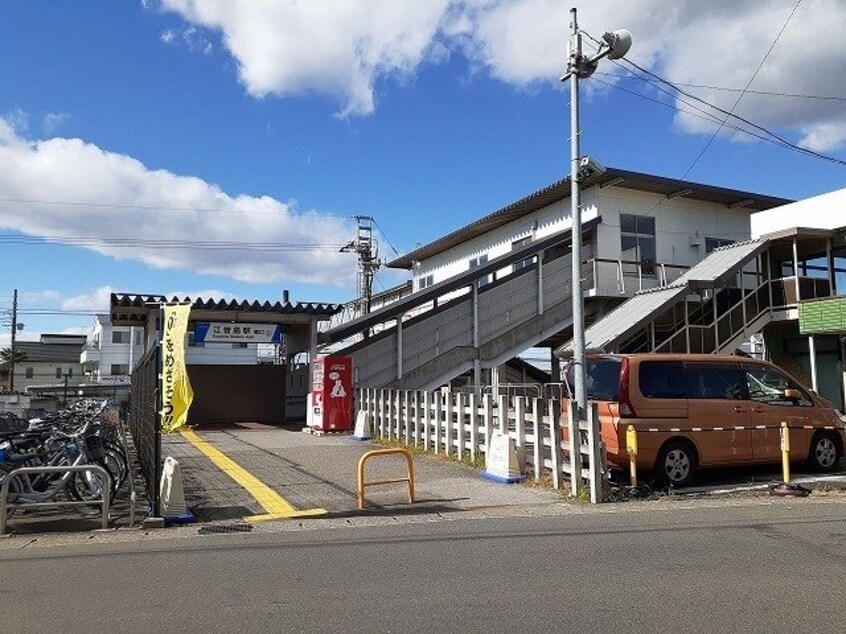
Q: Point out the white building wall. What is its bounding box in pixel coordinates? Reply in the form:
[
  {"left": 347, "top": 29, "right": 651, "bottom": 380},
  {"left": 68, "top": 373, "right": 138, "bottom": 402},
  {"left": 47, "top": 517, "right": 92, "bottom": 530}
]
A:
[
  {"left": 596, "top": 187, "right": 753, "bottom": 267},
  {"left": 412, "top": 191, "right": 600, "bottom": 295},
  {"left": 751, "top": 188, "right": 844, "bottom": 237},
  {"left": 411, "top": 184, "right": 752, "bottom": 290},
  {"left": 185, "top": 343, "right": 259, "bottom": 365},
  {"left": 83, "top": 314, "right": 260, "bottom": 382}
]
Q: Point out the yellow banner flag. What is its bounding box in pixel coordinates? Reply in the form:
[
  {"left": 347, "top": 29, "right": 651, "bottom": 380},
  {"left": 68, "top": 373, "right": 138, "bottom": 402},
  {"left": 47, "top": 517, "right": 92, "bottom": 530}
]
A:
[{"left": 161, "top": 304, "right": 194, "bottom": 434}]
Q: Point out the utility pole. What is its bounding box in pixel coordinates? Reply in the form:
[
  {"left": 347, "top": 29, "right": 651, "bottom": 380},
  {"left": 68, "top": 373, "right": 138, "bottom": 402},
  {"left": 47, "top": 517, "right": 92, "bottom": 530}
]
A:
[
  {"left": 340, "top": 216, "right": 381, "bottom": 319},
  {"left": 10, "top": 288, "right": 17, "bottom": 393},
  {"left": 561, "top": 8, "right": 631, "bottom": 421}
]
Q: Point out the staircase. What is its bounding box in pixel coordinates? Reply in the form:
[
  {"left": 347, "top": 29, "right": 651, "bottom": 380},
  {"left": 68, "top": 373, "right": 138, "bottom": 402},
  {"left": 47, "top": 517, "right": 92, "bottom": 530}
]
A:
[{"left": 322, "top": 219, "right": 606, "bottom": 390}]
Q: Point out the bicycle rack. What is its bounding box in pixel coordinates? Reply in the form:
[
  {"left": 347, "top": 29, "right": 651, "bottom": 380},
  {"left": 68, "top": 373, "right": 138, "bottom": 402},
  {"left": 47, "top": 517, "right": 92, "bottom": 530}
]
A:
[{"left": 1, "top": 464, "right": 111, "bottom": 535}]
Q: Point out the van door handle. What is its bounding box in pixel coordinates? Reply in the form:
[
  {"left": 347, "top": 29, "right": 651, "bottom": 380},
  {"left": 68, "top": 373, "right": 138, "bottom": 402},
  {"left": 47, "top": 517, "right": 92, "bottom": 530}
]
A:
[
  {"left": 733, "top": 406, "right": 748, "bottom": 413},
  {"left": 750, "top": 408, "right": 765, "bottom": 414}
]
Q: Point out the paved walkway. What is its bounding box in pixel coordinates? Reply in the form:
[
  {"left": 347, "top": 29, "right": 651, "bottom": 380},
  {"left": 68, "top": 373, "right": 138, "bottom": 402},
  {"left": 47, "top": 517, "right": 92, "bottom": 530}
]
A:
[{"left": 164, "top": 423, "right": 562, "bottom": 524}]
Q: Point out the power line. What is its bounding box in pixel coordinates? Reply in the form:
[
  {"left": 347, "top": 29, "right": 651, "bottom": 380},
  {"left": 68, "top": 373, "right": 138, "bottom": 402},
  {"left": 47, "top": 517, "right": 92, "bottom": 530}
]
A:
[
  {"left": 592, "top": 71, "right": 846, "bottom": 103},
  {"left": 0, "top": 234, "right": 348, "bottom": 252},
  {"left": 371, "top": 218, "right": 401, "bottom": 258},
  {"left": 589, "top": 76, "right": 802, "bottom": 152},
  {"left": 0, "top": 196, "right": 355, "bottom": 219},
  {"left": 619, "top": 56, "right": 846, "bottom": 167},
  {"left": 582, "top": 12, "right": 846, "bottom": 169}
]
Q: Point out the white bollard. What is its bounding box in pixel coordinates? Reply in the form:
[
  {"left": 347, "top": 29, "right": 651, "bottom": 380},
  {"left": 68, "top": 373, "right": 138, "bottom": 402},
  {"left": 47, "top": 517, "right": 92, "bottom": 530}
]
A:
[
  {"left": 159, "top": 456, "right": 194, "bottom": 524},
  {"left": 351, "top": 410, "right": 372, "bottom": 441},
  {"left": 480, "top": 431, "right": 526, "bottom": 484}
]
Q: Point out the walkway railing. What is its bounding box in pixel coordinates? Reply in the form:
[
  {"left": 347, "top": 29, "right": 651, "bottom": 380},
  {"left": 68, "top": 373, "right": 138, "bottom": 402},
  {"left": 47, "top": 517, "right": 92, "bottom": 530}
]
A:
[{"left": 356, "top": 388, "right": 607, "bottom": 501}]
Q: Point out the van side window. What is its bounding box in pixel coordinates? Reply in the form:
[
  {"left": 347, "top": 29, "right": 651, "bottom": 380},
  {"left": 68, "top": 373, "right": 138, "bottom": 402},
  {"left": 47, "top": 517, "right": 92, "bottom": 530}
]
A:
[
  {"left": 685, "top": 363, "right": 747, "bottom": 400},
  {"left": 568, "top": 358, "right": 622, "bottom": 400},
  {"left": 639, "top": 361, "right": 686, "bottom": 398},
  {"left": 745, "top": 366, "right": 812, "bottom": 407}
]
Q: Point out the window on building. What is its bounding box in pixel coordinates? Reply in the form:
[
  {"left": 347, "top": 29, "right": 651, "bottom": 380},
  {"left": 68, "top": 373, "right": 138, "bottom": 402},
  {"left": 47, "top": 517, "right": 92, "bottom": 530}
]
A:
[
  {"left": 705, "top": 237, "right": 735, "bottom": 253},
  {"left": 469, "top": 254, "right": 492, "bottom": 288},
  {"left": 620, "top": 214, "right": 656, "bottom": 275},
  {"left": 134, "top": 330, "right": 142, "bottom": 345},
  {"left": 111, "top": 331, "right": 127, "bottom": 344},
  {"left": 25, "top": 367, "right": 33, "bottom": 379},
  {"left": 56, "top": 368, "right": 62, "bottom": 379},
  {"left": 512, "top": 236, "right": 536, "bottom": 273},
  {"left": 68, "top": 368, "right": 73, "bottom": 378},
  {"left": 418, "top": 274, "right": 434, "bottom": 290},
  {"left": 110, "top": 364, "right": 129, "bottom": 376}
]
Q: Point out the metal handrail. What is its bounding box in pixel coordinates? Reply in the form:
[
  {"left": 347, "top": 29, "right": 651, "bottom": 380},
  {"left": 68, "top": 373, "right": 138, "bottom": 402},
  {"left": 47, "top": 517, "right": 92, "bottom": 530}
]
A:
[{"left": 1, "top": 464, "right": 111, "bottom": 534}]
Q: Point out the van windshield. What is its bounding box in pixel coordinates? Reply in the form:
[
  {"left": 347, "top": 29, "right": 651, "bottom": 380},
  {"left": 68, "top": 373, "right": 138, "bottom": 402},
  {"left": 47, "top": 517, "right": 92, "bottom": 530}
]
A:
[{"left": 565, "top": 358, "right": 622, "bottom": 401}]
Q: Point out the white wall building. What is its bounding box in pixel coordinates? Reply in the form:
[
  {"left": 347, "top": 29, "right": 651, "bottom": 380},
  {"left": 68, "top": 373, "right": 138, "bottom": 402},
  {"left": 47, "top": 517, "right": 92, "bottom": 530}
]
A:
[
  {"left": 393, "top": 161, "right": 782, "bottom": 298},
  {"left": 81, "top": 314, "right": 260, "bottom": 384}
]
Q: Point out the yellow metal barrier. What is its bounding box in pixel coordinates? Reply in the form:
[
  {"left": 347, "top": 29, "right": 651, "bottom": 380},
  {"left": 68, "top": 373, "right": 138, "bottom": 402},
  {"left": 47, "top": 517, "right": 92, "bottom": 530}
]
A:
[
  {"left": 626, "top": 425, "right": 638, "bottom": 487},
  {"left": 357, "top": 448, "right": 415, "bottom": 510},
  {"left": 780, "top": 421, "right": 790, "bottom": 484}
]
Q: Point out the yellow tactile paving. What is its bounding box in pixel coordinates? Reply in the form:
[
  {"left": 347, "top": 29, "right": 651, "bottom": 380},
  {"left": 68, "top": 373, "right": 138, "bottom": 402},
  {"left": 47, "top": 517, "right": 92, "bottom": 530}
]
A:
[{"left": 180, "top": 429, "right": 327, "bottom": 521}]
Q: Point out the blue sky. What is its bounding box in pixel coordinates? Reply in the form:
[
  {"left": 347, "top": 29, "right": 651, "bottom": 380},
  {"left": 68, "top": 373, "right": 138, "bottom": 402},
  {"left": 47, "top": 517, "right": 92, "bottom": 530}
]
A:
[{"left": 1, "top": 0, "right": 845, "bottom": 343}]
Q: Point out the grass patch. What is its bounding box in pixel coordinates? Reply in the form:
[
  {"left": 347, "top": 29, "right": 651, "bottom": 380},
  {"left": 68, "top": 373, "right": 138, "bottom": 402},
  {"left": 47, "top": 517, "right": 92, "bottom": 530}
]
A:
[{"left": 372, "top": 436, "right": 486, "bottom": 470}]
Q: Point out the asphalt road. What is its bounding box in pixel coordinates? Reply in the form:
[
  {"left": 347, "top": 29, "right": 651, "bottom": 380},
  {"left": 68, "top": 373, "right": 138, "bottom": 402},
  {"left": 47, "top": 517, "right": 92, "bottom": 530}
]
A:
[{"left": 3, "top": 500, "right": 846, "bottom": 633}]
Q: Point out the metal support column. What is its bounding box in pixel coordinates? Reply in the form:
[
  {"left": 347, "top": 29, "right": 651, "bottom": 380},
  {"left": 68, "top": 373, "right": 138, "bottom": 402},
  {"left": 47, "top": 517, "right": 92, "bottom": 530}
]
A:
[
  {"left": 472, "top": 283, "right": 481, "bottom": 393},
  {"left": 396, "top": 317, "right": 403, "bottom": 381},
  {"left": 809, "top": 334, "right": 819, "bottom": 393}
]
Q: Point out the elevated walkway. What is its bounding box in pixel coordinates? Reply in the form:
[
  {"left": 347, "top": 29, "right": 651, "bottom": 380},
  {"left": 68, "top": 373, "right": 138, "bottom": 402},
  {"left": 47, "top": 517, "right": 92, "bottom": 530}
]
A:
[{"left": 322, "top": 218, "right": 609, "bottom": 390}]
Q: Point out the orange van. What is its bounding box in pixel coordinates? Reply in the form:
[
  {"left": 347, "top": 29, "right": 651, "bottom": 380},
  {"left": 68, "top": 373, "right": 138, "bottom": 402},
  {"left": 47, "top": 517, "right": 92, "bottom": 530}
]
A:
[{"left": 562, "top": 353, "right": 846, "bottom": 486}]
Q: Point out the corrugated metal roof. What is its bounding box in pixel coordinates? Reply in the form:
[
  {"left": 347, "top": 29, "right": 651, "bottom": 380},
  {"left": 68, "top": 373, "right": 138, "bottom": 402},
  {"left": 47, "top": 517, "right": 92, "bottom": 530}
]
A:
[
  {"left": 558, "top": 284, "right": 690, "bottom": 355},
  {"left": 674, "top": 239, "right": 768, "bottom": 288},
  {"left": 110, "top": 293, "right": 341, "bottom": 316},
  {"left": 557, "top": 238, "right": 770, "bottom": 355},
  {"left": 389, "top": 164, "right": 791, "bottom": 269}
]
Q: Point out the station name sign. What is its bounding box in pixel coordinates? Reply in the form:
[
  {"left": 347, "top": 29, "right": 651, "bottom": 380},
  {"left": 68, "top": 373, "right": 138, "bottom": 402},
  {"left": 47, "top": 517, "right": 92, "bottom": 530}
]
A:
[{"left": 194, "top": 322, "right": 283, "bottom": 344}]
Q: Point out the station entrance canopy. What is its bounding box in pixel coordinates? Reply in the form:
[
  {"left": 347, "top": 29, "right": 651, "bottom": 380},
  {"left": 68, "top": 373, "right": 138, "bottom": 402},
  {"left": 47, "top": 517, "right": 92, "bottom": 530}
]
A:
[{"left": 110, "top": 292, "right": 342, "bottom": 356}]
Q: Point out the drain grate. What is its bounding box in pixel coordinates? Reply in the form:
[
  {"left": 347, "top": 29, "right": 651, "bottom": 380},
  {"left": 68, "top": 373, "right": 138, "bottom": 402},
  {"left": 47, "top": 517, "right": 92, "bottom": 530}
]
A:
[{"left": 198, "top": 523, "right": 254, "bottom": 535}]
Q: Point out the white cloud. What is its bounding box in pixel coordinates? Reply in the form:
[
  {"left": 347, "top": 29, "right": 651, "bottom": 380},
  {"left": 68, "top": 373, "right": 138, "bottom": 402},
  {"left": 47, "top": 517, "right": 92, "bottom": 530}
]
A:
[
  {"left": 160, "top": 29, "right": 176, "bottom": 44},
  {"left": 0, "top": 120, "right": 358, "bottom": 286},
  {"left": 61, "top": 287, "right": 117, "bottom": 313},
  {"left": 42, "top": 112, "right": 70, "bottom": 135},
  {"left": 150, "top": 0, "right": 846, "bottom": 150},
  {"left": 3, "top": 108, "right": 29, "bottom": 133},
  {"left": 462, "top": 0, "right": 846, "bottom": 152},
  {"left": 157, "top": 0, "right": 452, "bottom": 116}
]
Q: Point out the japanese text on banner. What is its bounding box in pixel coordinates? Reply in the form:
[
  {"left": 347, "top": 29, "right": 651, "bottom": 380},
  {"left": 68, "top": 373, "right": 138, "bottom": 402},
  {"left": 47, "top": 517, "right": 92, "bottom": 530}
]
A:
[{"left": 160, "top": 304, "right": 194, "bottom": 434}]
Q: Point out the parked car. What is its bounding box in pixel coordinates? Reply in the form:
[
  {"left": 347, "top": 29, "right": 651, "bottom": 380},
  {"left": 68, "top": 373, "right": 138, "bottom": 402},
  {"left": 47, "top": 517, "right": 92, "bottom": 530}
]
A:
[{"left": 562, "top": 353, "right": 846, "bottom": 487}]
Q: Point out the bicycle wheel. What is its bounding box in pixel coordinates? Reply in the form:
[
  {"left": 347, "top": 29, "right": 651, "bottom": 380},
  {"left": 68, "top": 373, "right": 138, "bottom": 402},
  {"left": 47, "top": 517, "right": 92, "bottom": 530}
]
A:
[
  {"left": 99, "top": 450, "right": 126, "bottom": 498},
  {"left": 0, "top": 469, "right": 22, "bottom": 520},
  {"left": 66, "top": 465, "right": 112, "bottom": 505}
]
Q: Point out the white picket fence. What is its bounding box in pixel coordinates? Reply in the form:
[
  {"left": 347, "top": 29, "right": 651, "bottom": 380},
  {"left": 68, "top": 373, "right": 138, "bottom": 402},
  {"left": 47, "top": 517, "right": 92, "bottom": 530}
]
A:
[{"left": 356, "top": 388, "right": 607, "bottom": 502}]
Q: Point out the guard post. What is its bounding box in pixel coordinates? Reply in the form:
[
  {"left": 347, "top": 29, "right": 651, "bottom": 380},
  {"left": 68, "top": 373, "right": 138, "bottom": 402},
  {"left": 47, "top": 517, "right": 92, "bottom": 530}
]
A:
[
  {"left": 626, "top": 424, "right": 638, "bottom": 487},
  {"left": 357, "top": 448, "right": 415, "bottom": 510},
  {"left": 780, "top": 421, "right": 790, "bottom": 483}
]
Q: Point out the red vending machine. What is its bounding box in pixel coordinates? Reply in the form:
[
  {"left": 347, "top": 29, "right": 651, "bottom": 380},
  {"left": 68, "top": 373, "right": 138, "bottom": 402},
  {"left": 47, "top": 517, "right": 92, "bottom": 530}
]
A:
[{"left": 307, "top": 355, "right": 353, "bottom": 433}]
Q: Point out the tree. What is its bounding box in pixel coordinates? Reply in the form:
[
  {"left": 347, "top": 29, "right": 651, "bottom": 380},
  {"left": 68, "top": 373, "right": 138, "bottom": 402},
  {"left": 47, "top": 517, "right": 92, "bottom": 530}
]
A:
[{"left": 0, "top": 347, "right": 26, "bottom": 364}]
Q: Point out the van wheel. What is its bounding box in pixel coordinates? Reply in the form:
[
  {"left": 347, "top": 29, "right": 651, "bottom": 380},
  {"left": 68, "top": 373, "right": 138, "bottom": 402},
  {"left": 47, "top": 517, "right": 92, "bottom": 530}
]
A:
[
  {"left": 655, "top": 441, "right": 696, "bottom": 487},
  {"left": 807, "top": 432, "right": 841, "bottom": 472}
]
